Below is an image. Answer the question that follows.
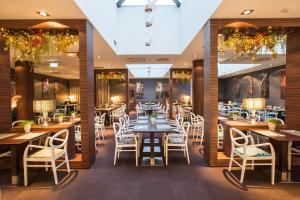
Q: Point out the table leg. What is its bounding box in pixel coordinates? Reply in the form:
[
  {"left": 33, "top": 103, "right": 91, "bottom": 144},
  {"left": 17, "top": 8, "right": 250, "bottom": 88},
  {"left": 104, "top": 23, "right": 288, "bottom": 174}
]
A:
[
  {"left": 150, "top": 132, "right": 155, "bottom": 165},
  {"left": 10, "top": 146, "right": 21, "bottom": 185},
  {"left": 278, "top": 141, "right": 290, "bottom": 182}
]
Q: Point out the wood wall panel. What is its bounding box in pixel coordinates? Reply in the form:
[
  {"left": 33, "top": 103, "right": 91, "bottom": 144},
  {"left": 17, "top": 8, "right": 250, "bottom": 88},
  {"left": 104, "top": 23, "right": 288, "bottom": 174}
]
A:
[
  {"left": 286, "top": 29, "right": 300, "bottom": 130},
  {"left": 203, "top": 20, "right": 219, "bottom": 166},
  {"left": 15, "top": 61, "right": 34, "bottom": 120},
  {"left": 192, "top": 59, "right": 204, "bottom": 116},
  {"left": 79, "top": 21, "right": 95, "bottom": 168},
  {"left": 0, "top": 42, "right": 11, "bottom": 131}
]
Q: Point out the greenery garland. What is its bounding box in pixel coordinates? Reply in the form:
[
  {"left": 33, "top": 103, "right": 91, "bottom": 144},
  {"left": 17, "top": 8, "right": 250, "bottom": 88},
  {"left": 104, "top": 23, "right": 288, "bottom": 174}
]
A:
[
  {"left": 218, "top": 26, "right": 287, "bottom": 60},
  {"left": 173, "top": 71, "right": 192, "bottom": 84},
  {"left": 0, "top": 28, "right": 78, "bottom": 61}
]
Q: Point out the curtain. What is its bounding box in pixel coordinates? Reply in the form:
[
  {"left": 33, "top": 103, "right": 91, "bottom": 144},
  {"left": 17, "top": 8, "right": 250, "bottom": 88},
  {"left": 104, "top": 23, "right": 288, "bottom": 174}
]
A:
[{"left": 69, "top": 80, "right": 80, "bottom": 103}]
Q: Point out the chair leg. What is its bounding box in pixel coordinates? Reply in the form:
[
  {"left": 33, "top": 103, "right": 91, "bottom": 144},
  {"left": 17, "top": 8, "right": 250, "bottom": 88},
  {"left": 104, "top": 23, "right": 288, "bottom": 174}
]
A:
[
  {"left": 114, "top": 147, "right": 118, "bottom": 166},
  {"left": 229, "top": 150, "right": 234, "bottom": 172},
  {"left": 166, "top": 145, "right": 168, "bottom": 166},
  {"left": 251, "top": 160, "right": 255, "bottom": 170},
  {"left": 23, "top": 160, "right": 28, "bottom": 186},
  {"left": 200, "top": 133, "right": 204, "bottom": 146},
  {"left": 45, "top": 162, "right": 48, "bottom": 172},
  {"left": 65, "top": 152, "right": 71, "bottom": 173},
  {"left": 240, "top": 159, "right": 247, "bottom": 184},
  {"left": 271, "top": 158, "right": 275, "bottom": 185},
  {"left": 51, "top": 160, "right": 58, "bottom": 185},
  {"left": 135, "top": 148, "right": 138, "bottom": 167},
  {"left": 186, "top": 146, "right": 190, "bottom": 165}
]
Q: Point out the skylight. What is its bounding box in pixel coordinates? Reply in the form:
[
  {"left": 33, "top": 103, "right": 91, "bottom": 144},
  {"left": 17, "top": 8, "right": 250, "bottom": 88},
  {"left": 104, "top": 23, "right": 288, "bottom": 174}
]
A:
[
  {"left": 126, "top": 64, "right": 172, "bottom": 78},
  {"left": 116, "top": 0, "right": 181, "bottom": 7}
]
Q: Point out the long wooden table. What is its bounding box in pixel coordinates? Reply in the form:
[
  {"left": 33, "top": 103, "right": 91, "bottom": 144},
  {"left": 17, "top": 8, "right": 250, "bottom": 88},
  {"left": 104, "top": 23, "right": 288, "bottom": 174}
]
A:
[
  {"left": 133, "top": 116, "right": 173, "bottom": 166},
  {"left": 0, "top": 130, "right": 51, "bottom": 185},
  {"left": 249, "top": 129, "right": 300, "bottom": 182}
]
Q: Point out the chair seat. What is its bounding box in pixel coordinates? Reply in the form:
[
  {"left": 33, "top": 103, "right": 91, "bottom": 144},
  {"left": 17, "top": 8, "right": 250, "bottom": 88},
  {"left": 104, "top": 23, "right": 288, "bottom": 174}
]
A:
[
  {"left": 29, "top": 148, "right": 65, "bottom": 159},
  {"left": 168, "top": 136, "right": 185, "bottom": 144},
  {"left": 118, "top": 137, "right": 136, "bottom": 145},
  {"left": 235, "top": 146, "right": 272, "bottom": 157}
]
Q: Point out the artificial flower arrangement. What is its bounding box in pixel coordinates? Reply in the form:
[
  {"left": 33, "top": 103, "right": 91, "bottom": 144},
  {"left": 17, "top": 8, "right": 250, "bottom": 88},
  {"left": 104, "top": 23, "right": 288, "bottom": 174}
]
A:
[
  {"left": 96, "top": 72, "right": 126, "bottom": 85},
  {"left": 0, "top": 28, "right": 78, "bottom": 62},
  {"left": 173, "top": 71, "right": 192, "bottom": 84},
  {"left": 218, "top": 26, "right": 287, "bottom": 60}
]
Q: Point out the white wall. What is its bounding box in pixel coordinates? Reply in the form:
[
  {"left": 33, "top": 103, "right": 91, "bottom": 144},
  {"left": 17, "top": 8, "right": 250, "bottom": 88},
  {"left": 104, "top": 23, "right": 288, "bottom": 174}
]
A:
[
  {"left": 116, "top": 6, "right": 180, "bottom": 55},
  {"left": 74, "top": 0, "right": 118, "bottom": 52}
]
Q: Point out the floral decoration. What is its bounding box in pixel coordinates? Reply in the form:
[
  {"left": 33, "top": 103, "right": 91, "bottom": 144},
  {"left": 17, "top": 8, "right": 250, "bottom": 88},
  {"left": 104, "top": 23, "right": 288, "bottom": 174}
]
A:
[
  {"left": 96, "top": 72, "right": 126, "bottom": 85},
  {"left": 173, "top": 71, "right": 192, "bottom": 84},
  {"left": 218, "top": 26, "right": 287, "bottom": 60},
  {"left": 0, "top": 28, "right": 78, "bottom": 61}
]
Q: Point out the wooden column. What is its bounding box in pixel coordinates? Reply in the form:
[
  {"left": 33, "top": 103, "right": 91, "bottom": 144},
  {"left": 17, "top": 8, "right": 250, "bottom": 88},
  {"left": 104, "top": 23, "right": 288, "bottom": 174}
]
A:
[
  {"left": 203, "top": 20, "right": 218, "bottom": 166},
  {"left": 0, "top": 42, "right": 11, "bottom": 131},
  {"left": 286, "top": 29, "right": 300, "bottom": 130},
  {"left": 15, "top": 61, "right": 34, "bottom": 120},
  {"left": 192, "top": 59, "right": 204, "bottom": 116},
  {"left": 79, "top": 21, "right": 95, "bottom": 168},
  {"left": 169, "top": 69, "right": 173, "bottom": 119}
]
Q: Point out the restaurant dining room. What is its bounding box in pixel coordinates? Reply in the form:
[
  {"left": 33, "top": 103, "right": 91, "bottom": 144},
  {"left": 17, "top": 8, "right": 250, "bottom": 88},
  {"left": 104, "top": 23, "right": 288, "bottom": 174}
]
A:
[{"left": 1, "top": 0, "right": 300, "bottom": 200}]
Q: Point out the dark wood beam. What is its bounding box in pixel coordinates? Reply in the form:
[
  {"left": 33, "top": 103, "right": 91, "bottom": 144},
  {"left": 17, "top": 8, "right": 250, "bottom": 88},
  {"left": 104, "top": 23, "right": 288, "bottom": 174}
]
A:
[
  {"left": 172, "top": 0, "right": 181, "bottom": 7},
  {"left": 116, "top": 0, "right": 126, "bottom": 7}
]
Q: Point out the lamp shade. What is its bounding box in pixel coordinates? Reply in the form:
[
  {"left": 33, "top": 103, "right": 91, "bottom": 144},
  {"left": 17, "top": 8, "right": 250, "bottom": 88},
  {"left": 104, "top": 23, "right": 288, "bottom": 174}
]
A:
[
  {"left": 242, "top": 98, "right": 265, "bottom": 110},
  {"left": 33, "top": 100, "right": 56, "bottom": 113}
]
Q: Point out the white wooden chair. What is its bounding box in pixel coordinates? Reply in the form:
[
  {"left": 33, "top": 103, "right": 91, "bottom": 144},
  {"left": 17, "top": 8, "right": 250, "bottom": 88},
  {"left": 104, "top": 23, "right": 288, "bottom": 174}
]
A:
[
  {"left": 229, "top": 128, "right": 276, "bottom": 185},
  {"left": 75, "top": 125, "right": 81, "bottom": 151},
  {"left": 191, "top": 115, "right": 204, "bottom": 144},
  {"left": 12, "top": 120, "right": 25, "bottom": 128},
  {"left": 218, "top": 124, "right": 224, "bottom": 148},
  {"left": 23, "top": 129, "right": 70, "bottom": 186},
  {"left": 165, "top": 122, "right": 190, "bottom": 166},
  {"left": 113, "top": 122, "right": 139, "bottom": 166},
  {"left": 95, "top": 113, "right": 106, "bottom": 147},
  {"left": 289, "top": 145, "right": 300, "bottom": 171},
  {"left": 110, "top": 108, "right": 125, "bottom": 125}
]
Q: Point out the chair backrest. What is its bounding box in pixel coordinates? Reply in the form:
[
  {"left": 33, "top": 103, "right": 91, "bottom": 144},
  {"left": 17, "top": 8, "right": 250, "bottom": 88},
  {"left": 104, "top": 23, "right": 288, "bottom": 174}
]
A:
[
  {"left": 218, "top": 124, "right": 224, "bottom": 136},
  {"left": 12, "top": 120, "right": 25, "bottom": 128},
  {"left": 113, "top": 122, "right": 121, "bottom": 136},
  {"left": 49, "top": 129, "right": 69, "bottom": 150},
  {"left": 37, "top": 116, "right": 51, "bottom": 124},
  {"left": 181, "top": 122, "right": 190, "bottom": 135},
  {"left": 75, "top": 125, "right": 81, "bottom": 133},
  {"left": 230, "top": 128, "right": 249, "bottom": 148},
  {"left": 100, "top": 113, "right": 106, "bottom": 124}
]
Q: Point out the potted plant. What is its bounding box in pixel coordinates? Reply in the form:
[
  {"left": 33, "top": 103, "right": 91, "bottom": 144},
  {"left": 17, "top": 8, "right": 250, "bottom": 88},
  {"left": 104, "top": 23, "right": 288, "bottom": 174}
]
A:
[
  {"left": 56, "top": 113, "right": 64, "bottom": 123},
  {"left": 21, "top": 120, "right": 35, "bottom": 133},
  {"left": 150, "top": 114, "right": 157, "bottom": 125},
  {"left": 70, "top": 111, "right": 76, "bottom": 118},
  {"left": 267, "top": 119, "right": 281, "bottom": 131},
  {"left": 230, "top": 111, "right": 239, "bottom": 121}
]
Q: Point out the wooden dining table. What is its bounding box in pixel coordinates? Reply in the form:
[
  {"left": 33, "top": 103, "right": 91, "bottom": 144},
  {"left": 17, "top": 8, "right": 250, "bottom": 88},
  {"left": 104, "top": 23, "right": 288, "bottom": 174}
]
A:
[
  {"left": 0, "top": 130, "right": 51, "bottom": 185},
  {"left": 133, "top": 116, "right": 173, "bottom": 166},
  {"left": 248, "top": 128, "right": 300, "bottom": 182}
]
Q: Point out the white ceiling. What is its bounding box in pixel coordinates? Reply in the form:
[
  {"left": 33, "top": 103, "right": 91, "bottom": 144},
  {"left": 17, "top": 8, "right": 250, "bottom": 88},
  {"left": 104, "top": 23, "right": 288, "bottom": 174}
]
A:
[{"left": 1, "top": 0, "right": 300, "bottom": 79}]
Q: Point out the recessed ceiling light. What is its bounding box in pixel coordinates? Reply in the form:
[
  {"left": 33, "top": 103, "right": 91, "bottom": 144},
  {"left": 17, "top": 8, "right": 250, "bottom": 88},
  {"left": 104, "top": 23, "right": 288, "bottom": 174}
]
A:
[
  {"left": 193, "top": 54, "right": 198, "bottom": 58},
  {"left": 97, "top": 55, "right": 101, "bottom": 59},
  {"left": 36, "top": 10, "right": 50, "bottom": 17},
  {"left": 281, "top": 8, "right": 289, "bottom": 13},
  {"left": 241, "top": 9, "right": 254, "bottom": 15},
  {"left": 184, "top": 63, "right": 188, "bottom": 66}
]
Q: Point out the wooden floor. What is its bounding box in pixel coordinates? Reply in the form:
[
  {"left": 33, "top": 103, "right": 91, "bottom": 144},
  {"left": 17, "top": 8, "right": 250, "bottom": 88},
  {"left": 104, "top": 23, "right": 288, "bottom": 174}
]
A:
[{"left": 1, "top": 129, "right": 300, "bottom": 200}]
